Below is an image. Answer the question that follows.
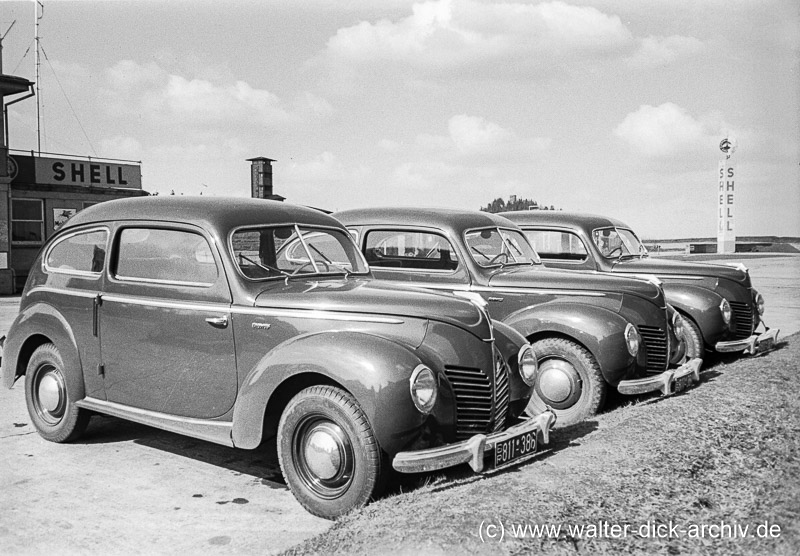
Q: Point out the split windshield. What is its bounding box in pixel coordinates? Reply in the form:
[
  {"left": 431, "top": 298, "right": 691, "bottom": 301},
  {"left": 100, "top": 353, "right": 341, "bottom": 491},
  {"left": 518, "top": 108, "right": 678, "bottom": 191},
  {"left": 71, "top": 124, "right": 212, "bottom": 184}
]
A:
[
  {"left": 231, "top": 225, "right": 368, "bottom": 280},
  {"left": 465, "top": 228, "right": 541, "bottom": 267},
  {"left": 592, "top": 227, "right": 648, "bottom": 260}
]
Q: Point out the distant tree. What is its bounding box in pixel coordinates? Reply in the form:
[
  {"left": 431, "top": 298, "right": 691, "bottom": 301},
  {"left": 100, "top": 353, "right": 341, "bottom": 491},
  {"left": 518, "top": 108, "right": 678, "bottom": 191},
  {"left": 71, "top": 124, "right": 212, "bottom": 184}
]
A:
[{"left": 480, "top": 196, "right": 558, "bottom": 213}]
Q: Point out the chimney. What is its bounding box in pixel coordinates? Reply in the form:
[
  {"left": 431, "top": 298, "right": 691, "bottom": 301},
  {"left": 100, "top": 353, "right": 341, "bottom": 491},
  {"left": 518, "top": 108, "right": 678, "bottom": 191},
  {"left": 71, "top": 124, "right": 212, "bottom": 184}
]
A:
[{"left": 247, "top": 157, "right": 284, "bottom": 201}]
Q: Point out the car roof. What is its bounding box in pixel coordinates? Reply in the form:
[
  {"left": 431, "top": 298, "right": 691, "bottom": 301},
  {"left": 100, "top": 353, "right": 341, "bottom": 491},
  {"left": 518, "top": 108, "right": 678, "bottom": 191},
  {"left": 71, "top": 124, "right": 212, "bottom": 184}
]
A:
[
  {"left": 334, "top": 207, "right": 519, "bottom": 234},
  {"left": 500, "top": 210, "right": 629, "bottom": 232},
  {"left": 63, "top": 196, "right": 340, "bottom": 232}
]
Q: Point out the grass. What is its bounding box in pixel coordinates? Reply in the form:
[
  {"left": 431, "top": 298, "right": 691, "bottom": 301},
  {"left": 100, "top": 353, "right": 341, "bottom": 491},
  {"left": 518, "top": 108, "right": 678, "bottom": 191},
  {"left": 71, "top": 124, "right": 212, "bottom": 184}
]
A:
[{"left": 282, "top": 334, "right": 799, "bottom": 555}]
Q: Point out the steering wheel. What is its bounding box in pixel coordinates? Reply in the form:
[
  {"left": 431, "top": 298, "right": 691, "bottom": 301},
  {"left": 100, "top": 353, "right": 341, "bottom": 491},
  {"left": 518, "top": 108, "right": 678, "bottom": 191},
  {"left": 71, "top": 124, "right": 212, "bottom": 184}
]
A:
[
  {"left": 489, "top": 252, "right": 509, "bottom": 265},
  {"left": 606, "top": 246, "right": 622, "bottom": 258},
  {"left": 292, "top": 260, "right": 331, "bottom": 275}
]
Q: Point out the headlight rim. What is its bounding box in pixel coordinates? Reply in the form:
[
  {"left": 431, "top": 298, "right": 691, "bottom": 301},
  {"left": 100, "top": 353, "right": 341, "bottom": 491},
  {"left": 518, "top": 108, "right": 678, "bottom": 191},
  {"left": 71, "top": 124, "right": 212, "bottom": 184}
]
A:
[
  {"left": 517, "top": 343, "right": 538, "bottom": 387},
  {"left": 754, "top": 291, "right": 765, "bottom": 316},
  {"left": 624, "top": 322, "right": 642, "bottom": 357},
  {"left": 720, "top": 298, "right": 732, "bottom": 325},
  {"left": 409, "top": 364, "right": 438, "bottom": 414}
]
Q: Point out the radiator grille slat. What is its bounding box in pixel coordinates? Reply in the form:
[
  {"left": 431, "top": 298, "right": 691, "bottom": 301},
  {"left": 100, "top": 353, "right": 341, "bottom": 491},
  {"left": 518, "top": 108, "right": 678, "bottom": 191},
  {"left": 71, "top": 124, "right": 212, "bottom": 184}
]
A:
[
  {"left": 729, "top": 300, "right": 755, "bottom": 340},
  {"left": 444, "top": 347, "right": 510, "bottom": 440},
  {"left": 639, "top": 325, "right": 668, "bottom": 374}
]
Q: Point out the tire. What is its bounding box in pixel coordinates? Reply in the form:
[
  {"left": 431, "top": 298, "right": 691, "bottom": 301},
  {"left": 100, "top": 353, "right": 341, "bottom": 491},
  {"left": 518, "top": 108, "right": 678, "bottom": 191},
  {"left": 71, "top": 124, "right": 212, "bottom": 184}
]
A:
[
  {"left": 680, "top": 316, "right": 704, "bottom": 363},
  {"left": 24, "top": 343, "right": 90, "bottom": 443},
  {"left": 277, "top": 385, "right": 383, "bottom": 519},
  {"left": 526, "top": 338, "right": 606, "bottom": 427}
]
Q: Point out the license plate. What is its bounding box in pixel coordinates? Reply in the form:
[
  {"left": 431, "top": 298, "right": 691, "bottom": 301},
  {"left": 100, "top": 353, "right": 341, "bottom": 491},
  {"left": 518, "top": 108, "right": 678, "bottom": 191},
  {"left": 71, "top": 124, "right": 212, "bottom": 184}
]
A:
[
  {"left": 492, "top": 430, "right": 538, "bottom": 469},
  {"left": 755, "top": 337, "right": 775, "bottom": 354},
  {"left": 673, "top": 375, "right": 693, "bottom": 394}
]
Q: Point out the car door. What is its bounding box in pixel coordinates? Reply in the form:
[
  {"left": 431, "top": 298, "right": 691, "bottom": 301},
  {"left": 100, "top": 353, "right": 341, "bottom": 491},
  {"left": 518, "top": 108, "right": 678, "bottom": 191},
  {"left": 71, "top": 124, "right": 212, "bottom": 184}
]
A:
[{"left": 99, "top": 224, "right": 237, "bottom": 419}]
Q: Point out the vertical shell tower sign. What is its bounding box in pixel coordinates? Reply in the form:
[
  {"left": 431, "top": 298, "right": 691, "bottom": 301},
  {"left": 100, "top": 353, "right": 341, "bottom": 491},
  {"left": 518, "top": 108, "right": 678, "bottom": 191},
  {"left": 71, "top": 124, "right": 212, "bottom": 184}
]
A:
[{"left": 717, "top": 138, "right": 736, "bottom": 254}]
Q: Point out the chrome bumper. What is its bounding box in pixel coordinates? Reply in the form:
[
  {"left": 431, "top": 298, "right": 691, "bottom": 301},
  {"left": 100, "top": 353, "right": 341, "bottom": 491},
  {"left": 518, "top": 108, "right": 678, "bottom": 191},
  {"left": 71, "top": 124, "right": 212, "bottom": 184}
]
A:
[
  {"left": 617, "top": 357, "right": 702, "bottom": 397},
  {"left": 392, "top": 410, "right": 556, "bottom": 474},
  {"left": 716, "top": 328, "right": 780, "bottom": 355}
]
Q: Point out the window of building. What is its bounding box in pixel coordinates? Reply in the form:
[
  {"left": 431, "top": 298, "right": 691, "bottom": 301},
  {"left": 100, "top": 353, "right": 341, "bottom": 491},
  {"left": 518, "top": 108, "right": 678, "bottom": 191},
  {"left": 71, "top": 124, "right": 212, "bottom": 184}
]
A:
[
  {"left": 114, "top": 228, "right": 218, "bottom": 286},
  {"left": 45, "top": 228, "right": 108, "bottom": 275},
  {"left": 11, "top": 199, "right": 44, "bottom": 244}
]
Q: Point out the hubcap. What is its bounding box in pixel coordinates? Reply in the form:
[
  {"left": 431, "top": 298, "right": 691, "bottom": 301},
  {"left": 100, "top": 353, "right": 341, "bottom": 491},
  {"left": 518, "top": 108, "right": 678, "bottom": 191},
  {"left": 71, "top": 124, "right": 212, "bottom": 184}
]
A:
[
  {"left": 293, "top": 417, "right": 354, "bottom": 499},
  {"left": 34, "top": 365, "right": 66, "bottom": 425},
  {"left": 303, "top": 426, "right": 343, "bottom": 480},
  {"left": 536, "top": 359, "right": 582, "bottom": 410}
]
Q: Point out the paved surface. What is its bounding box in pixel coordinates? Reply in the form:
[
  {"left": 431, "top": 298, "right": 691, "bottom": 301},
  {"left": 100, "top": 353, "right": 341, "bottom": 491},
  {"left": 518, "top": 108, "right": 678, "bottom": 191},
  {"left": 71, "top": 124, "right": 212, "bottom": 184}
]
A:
[{"left": 0, "top": 254, "right": 797, "bottom": 555}]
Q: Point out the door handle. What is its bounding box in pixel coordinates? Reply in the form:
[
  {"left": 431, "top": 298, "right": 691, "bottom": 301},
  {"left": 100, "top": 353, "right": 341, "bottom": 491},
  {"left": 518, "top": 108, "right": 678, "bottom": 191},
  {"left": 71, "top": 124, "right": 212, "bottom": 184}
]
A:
[{"left": 205, "top": 315, "right": 229, "bottom": 329}]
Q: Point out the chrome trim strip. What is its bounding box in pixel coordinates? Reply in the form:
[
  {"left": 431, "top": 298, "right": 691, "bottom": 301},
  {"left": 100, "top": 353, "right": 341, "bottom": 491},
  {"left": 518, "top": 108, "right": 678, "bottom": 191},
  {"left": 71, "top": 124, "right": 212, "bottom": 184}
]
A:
[
  {"left": 655, "top": 275, "right": 706, "bottom": 281},
  {"left": 28, "top": 286, "right": 98, "bottom": 299},
  {"left": 470, "top": 285, "right": 605, "bottom": 297},
  {"left": 100, "top": 294, "right": 405, "bottom": 324},
  {"left": 114, "top": 275, "right": 214, "bottom": 288}
]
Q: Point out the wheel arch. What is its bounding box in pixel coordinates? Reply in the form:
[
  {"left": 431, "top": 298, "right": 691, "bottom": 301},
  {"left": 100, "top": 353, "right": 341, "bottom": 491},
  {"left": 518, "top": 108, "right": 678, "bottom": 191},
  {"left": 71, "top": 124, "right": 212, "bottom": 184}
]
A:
[
  {"left": 662, "top": 283, "right": 726, "bottom": 346},
  {"left": 504, "top": 302, "right": 635, "bottom": 385},
  {"left": 231, "top": 331, "right": 426, "bottom": 452}
]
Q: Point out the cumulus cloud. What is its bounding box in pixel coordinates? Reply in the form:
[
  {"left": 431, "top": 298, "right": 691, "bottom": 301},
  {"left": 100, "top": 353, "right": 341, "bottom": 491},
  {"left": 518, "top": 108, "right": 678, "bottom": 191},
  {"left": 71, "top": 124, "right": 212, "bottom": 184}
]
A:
[
  {"left": 101, "top": 60, "right": 328, "bottom": 128},
  {"left": 613, "top": 103, "right": 729, "bottom": 158},
  {"left": 627, "top": 35, "right": 705, "bottom": 68},
  {"left": 415, "top": 114, "right": 551, "bottom": 158},
  {"left": 322, "top": 0, "right": 634, "bottom": 77}
]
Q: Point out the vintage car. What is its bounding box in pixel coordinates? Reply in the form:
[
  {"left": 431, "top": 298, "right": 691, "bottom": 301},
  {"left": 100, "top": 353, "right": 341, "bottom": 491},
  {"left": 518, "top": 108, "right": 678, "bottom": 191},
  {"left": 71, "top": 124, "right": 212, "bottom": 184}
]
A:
[
  {"left": 0, "top": 196, "right": 556, "bottom": 520},
  {"left": 334, "top": 208, "right": 702, "bottom": 426},
  {"left": 502, "top": 210, "right": 779, "bottom": 358}
]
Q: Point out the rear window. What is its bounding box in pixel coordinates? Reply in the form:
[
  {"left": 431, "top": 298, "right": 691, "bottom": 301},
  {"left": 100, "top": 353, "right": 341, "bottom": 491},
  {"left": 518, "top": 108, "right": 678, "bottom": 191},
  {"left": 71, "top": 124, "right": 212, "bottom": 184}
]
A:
[{"left": 45, "top": 228, "right": 108, "bottom": 275}]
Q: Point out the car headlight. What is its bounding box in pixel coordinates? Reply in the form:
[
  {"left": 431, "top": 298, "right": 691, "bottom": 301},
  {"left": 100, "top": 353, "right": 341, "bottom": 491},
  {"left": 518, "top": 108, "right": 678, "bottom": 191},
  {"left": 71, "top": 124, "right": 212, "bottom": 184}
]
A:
[
  {"left": 754, "top": 291, "right": 765, "bottom": 316},
  {"left": 624, "top": 323, "right": 641, "bottom": 357},
  {"left": 409, "top": 365, "right": 437, "bottom": 414},
  {"left": 517, "top": 344, "right": 538, "bottom": 387},
  {"left": 671, "top": 310, "right": 685, "bottom": 336},
  {"left": 720, "top": 298, "right": 732, "bottom": 325}
]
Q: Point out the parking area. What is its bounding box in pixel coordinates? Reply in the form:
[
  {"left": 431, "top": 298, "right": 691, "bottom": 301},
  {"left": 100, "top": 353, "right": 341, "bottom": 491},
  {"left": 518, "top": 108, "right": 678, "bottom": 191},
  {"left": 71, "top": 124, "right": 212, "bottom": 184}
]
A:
[{"left": 1, "top": 253, "right": 798, "bottom": 554}]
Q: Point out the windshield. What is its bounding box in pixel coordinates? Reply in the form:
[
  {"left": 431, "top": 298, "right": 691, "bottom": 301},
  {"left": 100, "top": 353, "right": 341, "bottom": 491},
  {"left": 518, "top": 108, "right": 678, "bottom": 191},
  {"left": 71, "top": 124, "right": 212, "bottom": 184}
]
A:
[
  {"left": 592, "top": 227, "right": 648, "bottom": 259},
  {"left": 231, "top": 225, "right": 369, "bottom": 280},
  {"left": 465, "top": 227, "right": 540, "bottom": 267}
]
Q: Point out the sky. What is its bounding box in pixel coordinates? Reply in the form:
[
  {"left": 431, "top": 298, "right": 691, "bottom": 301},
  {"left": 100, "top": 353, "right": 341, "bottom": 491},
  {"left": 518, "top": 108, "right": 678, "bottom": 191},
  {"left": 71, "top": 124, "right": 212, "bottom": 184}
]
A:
[{"left": 1, "top": 0, "right": 798, "bottom": 239}]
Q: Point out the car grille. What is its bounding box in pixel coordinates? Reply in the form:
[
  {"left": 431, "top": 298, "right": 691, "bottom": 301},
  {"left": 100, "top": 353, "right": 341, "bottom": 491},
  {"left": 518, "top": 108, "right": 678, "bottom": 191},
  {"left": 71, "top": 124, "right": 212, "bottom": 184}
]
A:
[
  {"left": 639, "top": 325, "right": 669, "bottom": 374},
  {"left": 730, "top": 300, "right": 755, "bottom": 339},
  {"left": 444, "top": 354, "right": 509, "bottom": 440}
]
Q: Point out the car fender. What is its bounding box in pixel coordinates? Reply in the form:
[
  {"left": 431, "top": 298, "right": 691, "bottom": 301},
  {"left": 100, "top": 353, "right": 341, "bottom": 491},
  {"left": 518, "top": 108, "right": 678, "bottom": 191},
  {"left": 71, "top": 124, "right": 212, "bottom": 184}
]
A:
[
  {"left": 502, "top": 302, "right": 634, "bottom": 385},
  {"left": 232, "top": 331, "right": 426, "bottom": 453},
  {"left": 1, "top": 302, "right": 84, "bottom": 402},
  {"left": 661, "top": 283, "right": 726, "bottom": 345}
]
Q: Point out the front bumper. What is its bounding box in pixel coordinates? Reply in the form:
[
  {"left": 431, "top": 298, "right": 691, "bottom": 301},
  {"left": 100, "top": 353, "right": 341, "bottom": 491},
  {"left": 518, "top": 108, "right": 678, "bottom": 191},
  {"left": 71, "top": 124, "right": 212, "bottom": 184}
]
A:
[
  {"left": 392, "top": 410, "right": 556, "bottom": 474},
  {"left": 715, "top": 327, "right": 780, "bottom": 355},
  {"left": 617, "top": 357, "right": 702, "bottom": 397}
]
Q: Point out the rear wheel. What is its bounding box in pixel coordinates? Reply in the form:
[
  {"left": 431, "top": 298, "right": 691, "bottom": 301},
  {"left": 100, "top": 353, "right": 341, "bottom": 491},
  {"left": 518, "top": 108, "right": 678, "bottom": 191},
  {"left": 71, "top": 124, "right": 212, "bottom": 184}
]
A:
[
  {"left": 25, "top": 343, "right": 90, "bottom": 442},
  {"left": 526, "top": 338, "right": 606, "bottom": 427},
  {"left": 277, "top": 385, "right": 383, "bottom": 519}
]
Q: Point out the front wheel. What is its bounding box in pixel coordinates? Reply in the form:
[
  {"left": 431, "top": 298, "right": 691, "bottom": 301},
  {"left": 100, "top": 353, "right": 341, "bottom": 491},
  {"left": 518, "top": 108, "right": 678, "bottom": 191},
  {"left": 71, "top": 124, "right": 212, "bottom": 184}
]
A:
[
  {"left": 25, "top": 343, "right": 90, "bottom": 442},
  {"left": 277, "top": 385, "right": 383, "bottom": 519},
  {"left": 679, "top": 316, "right": 704, "bottom": 363},
  {"left": 526, "top": 338, "right": 606, "bottom": 427}
]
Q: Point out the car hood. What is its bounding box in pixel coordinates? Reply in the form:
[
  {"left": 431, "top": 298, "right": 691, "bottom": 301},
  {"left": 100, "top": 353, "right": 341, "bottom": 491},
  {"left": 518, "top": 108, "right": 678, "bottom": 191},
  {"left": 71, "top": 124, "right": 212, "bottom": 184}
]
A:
[
  {"left": 610, "top": 258, "right": 749, "bottom": 284},
  {"left": 487, "top": 265, "right": 663, "bottom": 301},
  {"left": 253, "top": 277, "right": 489, "bottom": 337}
]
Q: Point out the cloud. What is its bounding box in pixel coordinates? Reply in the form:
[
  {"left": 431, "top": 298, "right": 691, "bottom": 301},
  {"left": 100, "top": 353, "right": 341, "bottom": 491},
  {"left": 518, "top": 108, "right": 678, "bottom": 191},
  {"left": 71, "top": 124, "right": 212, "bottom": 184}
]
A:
[
  {"left": 613, "top": 103, "right": 723, "bottom": 158},
  {"left": 322, "top": 0, "right": 635, "bottom": 77},
  {"left": 101, "top": 60, "right": 327, "bottom": 128},
  {"left": 627, "top": 35, "right": 705, "bottom": 68},
  {"left": 415, "top": 114, "right": 551, "bottom": 158}
]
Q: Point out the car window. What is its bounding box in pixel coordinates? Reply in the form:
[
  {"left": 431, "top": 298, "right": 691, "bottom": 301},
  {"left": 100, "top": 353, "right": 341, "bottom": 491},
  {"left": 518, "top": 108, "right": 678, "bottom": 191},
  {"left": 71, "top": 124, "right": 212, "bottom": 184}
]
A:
[
  {"left": 524, "top": 230, "right": 588, "bottom": 262},
  {"left": 115, "top": 228, "right": 218, "bottom": 286},
  {"left": 231, "top": 225, "right": 367, "bottom": 279},
  {"left": 592, "top": 227, "right": 648, "bottom": 259},
  {"left": 45, "top": 228, "right": 108, "bottom": 275},
  {"left": 364, "top": 230, "right": 459, "bottom": 271},
  {"left": 464, "top": 228, "right": 539, "bottom": 267}
]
